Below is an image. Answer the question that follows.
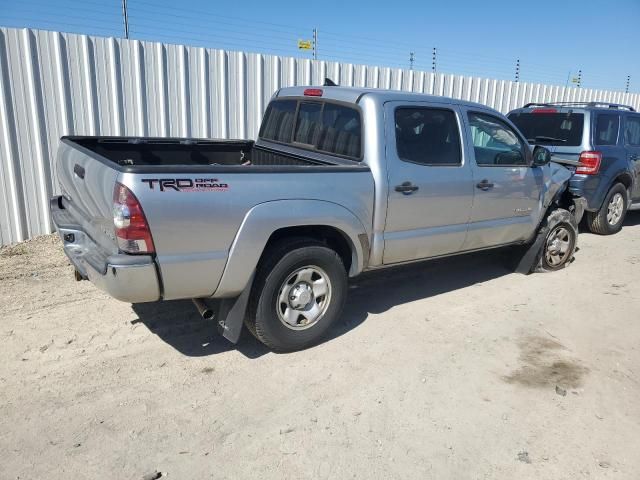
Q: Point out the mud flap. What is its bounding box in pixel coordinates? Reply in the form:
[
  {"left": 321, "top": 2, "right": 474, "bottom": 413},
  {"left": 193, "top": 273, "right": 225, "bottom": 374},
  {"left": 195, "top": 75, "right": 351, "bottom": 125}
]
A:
[
  {"left": 216, "top": 274, "right": 254, "bottom": 344},
  {"left": 514, "top": 225, "right": 549, "bottom": 275}
]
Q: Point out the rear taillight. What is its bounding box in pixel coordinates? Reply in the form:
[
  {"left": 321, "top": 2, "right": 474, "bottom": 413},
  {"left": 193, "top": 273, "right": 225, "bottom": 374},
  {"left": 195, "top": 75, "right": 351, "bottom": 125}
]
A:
[
  {"left": 113, "top": 182, "right": 155, "bottom": 254},
  {"left": 576, "top": 151, "right": 602, "bottom": 175}
]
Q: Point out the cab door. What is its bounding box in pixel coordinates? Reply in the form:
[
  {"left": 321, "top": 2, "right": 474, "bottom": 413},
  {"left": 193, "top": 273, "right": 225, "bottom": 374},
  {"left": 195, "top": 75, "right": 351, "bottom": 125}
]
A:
[
  {"left": 461, "top": 109, "right": 544, "bottom": 250},
  {"left": 382, "top": 102, "right": 474, "bottom": 264}
]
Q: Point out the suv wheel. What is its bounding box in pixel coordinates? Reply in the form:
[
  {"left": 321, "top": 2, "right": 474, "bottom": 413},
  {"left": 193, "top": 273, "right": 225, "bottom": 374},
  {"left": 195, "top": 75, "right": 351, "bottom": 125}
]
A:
[
  {"left": 586, "top": 183, "right": 628, "bottom": 235},
  {"left": 245, "top": 238, "right": 347, "bottom": 352}
]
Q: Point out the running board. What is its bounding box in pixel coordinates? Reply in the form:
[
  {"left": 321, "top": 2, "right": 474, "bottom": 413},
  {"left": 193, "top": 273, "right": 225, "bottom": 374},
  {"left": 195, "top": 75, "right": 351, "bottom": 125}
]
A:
[{"left": 629, "top": 203, "right": 640, "bottom": 211}]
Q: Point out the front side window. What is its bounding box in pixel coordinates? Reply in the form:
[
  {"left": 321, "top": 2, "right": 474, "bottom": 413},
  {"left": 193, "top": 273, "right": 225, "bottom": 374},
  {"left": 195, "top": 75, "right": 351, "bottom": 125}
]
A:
[
  {"left": 394, "top": 108, "right": 462, "bottom": 166},
  {"left": 626, "top": 116, "right": 640, "bottom": 146},
  {"left": 468, "top": 112, "right": 527, "bottom": 166},
  {"left": 260, "top": 99, "right": 362, "bottom": 160},
  {"left": 595, "top": 114, "right": 620, "bottom": 146}
]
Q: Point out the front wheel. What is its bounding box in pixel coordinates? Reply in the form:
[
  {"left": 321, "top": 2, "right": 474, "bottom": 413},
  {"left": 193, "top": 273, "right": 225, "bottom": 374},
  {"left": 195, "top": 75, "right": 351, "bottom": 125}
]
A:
[
  {"left": 586, "top": 183, "right": 628, "bottom": 235},
  {"left": 533, "top": 208, "right": 578, "bottom": 272},
  {"left": 246, "top": 239, "right": 347, "bottom": 352}
]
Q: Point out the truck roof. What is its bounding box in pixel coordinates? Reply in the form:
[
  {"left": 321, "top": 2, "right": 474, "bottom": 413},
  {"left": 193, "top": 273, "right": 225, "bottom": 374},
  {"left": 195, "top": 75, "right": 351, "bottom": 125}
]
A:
[{"left": 276, "top": 86, "right": 498, "bottom": 113}]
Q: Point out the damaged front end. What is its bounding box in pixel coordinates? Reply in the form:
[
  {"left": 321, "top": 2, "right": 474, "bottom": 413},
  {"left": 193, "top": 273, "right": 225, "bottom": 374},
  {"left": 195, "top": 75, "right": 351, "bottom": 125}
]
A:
[{"left": 543, "top": 161, "right": 586, "bottom": 224}]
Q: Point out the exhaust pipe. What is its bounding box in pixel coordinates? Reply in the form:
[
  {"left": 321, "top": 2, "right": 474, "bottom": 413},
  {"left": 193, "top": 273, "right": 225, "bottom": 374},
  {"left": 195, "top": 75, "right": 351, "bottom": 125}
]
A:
[{"left": 192, "top": 298, "right": 214, "bottom": 320}]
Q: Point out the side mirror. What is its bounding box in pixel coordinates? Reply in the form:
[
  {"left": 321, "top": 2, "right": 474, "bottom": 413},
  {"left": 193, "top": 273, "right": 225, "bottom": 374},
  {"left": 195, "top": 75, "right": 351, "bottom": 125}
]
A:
[{"left": 532, "top": 145, "right": 551, "bottom": 167}]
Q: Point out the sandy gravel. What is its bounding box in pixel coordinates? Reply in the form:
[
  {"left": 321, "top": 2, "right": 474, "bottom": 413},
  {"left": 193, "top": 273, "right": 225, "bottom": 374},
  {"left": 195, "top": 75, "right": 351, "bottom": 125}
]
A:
[{"left": 1, "top": 214, "right": 639, "bottom": 480}]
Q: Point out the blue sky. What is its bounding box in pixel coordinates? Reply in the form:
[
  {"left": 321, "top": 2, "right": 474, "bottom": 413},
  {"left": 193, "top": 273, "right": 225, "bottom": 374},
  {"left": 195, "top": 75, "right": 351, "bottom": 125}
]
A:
[{"left": 1, "top": 0, "right": 638, "bottom": 92}]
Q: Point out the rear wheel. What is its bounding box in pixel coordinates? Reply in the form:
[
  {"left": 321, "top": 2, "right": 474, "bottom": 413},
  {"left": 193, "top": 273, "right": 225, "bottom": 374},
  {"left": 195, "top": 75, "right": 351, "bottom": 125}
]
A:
[
  {"left": 245, "top": 239, "right": 347, "bottom": 352},
  {"left": 586, "top": 183, "right": 628, "bottom": 235}
]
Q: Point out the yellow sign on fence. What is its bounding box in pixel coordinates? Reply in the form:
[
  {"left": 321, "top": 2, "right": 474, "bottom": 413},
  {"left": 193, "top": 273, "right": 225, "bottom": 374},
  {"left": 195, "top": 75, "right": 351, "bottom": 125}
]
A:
[{"left": 298, "top": 40, "right": 312, "bottom": 50}]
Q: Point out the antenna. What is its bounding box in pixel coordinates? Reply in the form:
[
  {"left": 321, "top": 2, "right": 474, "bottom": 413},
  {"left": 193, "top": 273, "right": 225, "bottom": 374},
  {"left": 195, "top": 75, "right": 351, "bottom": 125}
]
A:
[{"left": 409, "top": 52, "right": 415, "bottom": 71}]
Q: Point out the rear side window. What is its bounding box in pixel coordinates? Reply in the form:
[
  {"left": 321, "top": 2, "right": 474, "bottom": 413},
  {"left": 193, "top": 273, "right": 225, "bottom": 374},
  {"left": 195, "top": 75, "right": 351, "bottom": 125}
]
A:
[
  {"left": 394, "top": 107, "right": 461, "bottom": 165},
  {"left": 260, "top": 100, "right": 297, "bottom": 143},
  {"left": 595, "top": 114, "right": 620, "bottom": 146},
  {"left": 508, "top": 112, "right": 584, "bottom": 146},
  {"left": 626, "top": 116, "right": 640, "bottom": 146},
  {"left": 260, "top": 99, "right": 362, "bottom": 160}
]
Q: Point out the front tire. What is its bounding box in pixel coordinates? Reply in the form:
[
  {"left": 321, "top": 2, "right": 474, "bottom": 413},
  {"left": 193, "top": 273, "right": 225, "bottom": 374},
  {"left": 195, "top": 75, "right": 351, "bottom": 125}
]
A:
[
  {"left": 533, "top": 208, "right": 578, "bottom": 273},
  {"left": 586, "top": 183, "right": 628, "bottom": 235},
  {"left": 246, "top": 239, "right": 347, "bottom": 352}
]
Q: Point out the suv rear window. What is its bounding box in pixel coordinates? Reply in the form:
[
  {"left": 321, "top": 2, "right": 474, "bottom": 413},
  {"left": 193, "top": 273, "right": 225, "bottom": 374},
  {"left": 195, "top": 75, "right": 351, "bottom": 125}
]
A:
[
  {"left": 260, "top": 99, "right": 362, "bottom": 160},
  {"left": 508, "top": 112, "right": 584, "bottom": 146}
]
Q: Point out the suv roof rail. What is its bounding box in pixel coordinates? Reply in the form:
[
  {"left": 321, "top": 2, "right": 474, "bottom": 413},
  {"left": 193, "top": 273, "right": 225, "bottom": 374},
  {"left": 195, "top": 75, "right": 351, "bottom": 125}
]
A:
[{"left": 522, "top": 101, "right": 636, "bottom": 112}]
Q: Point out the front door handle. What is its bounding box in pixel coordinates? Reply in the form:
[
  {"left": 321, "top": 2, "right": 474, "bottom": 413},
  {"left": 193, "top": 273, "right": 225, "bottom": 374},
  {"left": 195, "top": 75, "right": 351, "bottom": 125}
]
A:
[
  {"left": 395, "top": 182, "right": 419, "bottom": 195},
  {"left": 476, "top": 179, "right": 494, "bottom": 191}
]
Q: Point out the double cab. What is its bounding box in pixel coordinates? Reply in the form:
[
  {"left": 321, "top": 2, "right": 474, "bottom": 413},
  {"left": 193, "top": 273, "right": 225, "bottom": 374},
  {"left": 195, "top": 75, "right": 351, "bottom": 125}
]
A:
[{"left": 51, "top": 86, "right": 584, "bottom": 351}]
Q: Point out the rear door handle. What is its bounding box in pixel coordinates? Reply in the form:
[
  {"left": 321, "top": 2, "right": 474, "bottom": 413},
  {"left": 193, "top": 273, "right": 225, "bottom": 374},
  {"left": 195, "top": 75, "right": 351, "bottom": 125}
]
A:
[
  {"left": 476, "top": 179, "right": 494, "bottom": 191},
  {"left": 395, "top": 182, "right": 419, "bottom": 195}
]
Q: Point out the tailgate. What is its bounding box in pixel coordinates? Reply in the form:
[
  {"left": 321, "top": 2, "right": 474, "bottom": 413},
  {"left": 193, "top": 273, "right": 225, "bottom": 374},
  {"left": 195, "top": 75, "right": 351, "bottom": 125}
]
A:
[{"left": 55, "top": 139, "right": 120, "bottom": 255}]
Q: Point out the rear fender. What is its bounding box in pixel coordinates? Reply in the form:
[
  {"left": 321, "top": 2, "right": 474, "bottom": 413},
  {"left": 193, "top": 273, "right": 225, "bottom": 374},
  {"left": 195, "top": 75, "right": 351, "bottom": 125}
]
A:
[{"left": 213, "top": 199, "right": 368, "bottom": 298}]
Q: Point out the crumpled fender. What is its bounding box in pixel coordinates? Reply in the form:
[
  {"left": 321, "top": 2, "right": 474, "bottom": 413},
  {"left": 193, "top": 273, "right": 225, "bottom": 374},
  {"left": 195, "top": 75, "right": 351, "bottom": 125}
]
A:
[{"left": 541, "top": 162, "right": 572, "bottom": 210}]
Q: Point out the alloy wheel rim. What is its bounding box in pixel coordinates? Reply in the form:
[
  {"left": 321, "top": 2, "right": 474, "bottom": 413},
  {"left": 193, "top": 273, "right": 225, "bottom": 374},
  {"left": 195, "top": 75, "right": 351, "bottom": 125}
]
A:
[
  {"left": 545, "top": 226, "right": 572, "bottom": 267},
  {"left": 606, "top": 193, "right": 624, "bottom": 226},
  {"left": 276, "top": 266, "right": 332, "bottom": 330}
]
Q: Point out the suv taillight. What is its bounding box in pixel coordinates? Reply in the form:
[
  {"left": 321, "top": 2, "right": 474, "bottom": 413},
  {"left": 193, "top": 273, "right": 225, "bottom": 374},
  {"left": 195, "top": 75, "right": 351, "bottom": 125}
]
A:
[
  {"left": 576, "top": 151, "right": 602, "bottom": 175},
  {"left": 113, "top": 182, "right": 155, "bottom": 254}
]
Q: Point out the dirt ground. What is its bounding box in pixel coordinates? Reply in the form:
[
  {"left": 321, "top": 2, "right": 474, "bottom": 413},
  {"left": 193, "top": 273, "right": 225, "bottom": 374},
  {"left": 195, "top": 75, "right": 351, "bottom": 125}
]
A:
[{"left": 1, "top": 215, "right": 639, "bottom": 480}]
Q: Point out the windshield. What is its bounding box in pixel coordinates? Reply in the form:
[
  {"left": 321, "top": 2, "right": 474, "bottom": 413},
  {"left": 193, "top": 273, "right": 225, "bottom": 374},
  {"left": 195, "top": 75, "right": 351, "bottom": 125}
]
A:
[{"left": 508, "top": 112, "right": 584, "bottom": 146}]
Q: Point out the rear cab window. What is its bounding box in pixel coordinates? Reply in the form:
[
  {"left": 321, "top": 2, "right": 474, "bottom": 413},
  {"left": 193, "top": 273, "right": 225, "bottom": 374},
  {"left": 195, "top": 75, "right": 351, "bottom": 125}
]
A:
[
  {"left": 260, "top": 99, "right": 362, "bottom": 160},
  {"left": 508, "top": 110, "right": 584, "bottom": 146}
]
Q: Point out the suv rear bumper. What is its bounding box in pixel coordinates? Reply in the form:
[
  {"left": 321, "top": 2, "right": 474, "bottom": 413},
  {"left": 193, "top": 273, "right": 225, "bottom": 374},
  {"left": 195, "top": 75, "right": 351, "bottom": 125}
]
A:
[
  {"left": 569, "top": 174, "right": 611, "bottom": 211},
  {"left": 51, "top": 197, "right": 161, "bottom": 303}
]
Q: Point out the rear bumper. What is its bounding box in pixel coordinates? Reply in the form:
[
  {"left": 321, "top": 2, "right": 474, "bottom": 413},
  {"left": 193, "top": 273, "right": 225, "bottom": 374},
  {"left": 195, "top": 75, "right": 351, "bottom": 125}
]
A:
[
  {"left": 572, "top": 196, "right": 587, "bottom": 224},
  {"left": 51, "top": 197, "right": 161, "bottom": 303}
]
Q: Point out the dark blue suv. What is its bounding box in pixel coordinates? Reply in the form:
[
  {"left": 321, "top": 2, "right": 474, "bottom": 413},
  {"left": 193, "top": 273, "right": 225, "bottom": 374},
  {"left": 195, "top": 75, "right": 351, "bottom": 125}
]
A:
[{"left": 508, "top": 102, "right": 640, "bottom": 234}]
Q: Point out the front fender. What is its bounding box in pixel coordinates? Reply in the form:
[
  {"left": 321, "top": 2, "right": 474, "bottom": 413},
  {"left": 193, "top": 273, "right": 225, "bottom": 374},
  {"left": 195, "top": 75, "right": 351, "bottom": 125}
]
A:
[
  {"left": 543, "top": 162, "right": 572, "bottom": 210},
  {"left": 212, "top": 199, "right": 369, "bottom": 298}
]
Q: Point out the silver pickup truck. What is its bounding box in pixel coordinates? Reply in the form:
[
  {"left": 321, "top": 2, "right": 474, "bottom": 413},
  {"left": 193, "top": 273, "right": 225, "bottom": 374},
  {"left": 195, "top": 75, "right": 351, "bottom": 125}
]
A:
[{"left": 51, "top": 86, "right": 585, "bottom": 351}]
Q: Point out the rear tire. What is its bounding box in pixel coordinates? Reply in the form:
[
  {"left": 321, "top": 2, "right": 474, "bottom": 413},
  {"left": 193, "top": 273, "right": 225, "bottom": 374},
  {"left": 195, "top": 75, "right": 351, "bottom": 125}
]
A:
[
  {"left": 532, "top": 208, "right": 578, "bottom": 273},
  {"left": 245, "top": 238, "right": 347, "bottom": 352},
  {"left": 586, "top": 183, "right": 628, "bottom": 235}
]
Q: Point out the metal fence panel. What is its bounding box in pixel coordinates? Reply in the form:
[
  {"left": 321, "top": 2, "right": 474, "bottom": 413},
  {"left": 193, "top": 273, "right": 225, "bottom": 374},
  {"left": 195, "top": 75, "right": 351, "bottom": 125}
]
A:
[{"left": 1, "top": 26, "right": 639, "bottom": 245}]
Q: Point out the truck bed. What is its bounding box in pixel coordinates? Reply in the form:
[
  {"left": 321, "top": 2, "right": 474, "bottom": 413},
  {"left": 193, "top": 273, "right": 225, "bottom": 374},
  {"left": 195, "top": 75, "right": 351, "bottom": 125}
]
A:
[
  {"left": 66, "top": 136, "right": 362, "bottom": 172},
  {"left": 53, "top": 135, "right": 374, "bottom": 303}
]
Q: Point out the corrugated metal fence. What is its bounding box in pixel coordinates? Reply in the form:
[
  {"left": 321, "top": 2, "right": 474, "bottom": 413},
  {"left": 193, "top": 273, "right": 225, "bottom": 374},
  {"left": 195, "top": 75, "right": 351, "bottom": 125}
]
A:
[{"left": 1, "top": 26, "right": 639, "bottom": 246}]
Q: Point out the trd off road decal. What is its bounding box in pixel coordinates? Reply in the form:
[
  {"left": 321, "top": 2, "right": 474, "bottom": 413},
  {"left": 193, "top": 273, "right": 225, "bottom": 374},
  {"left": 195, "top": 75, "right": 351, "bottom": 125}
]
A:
[{"left": 141, "top": 178, "right": 229, "bottom": 192}]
